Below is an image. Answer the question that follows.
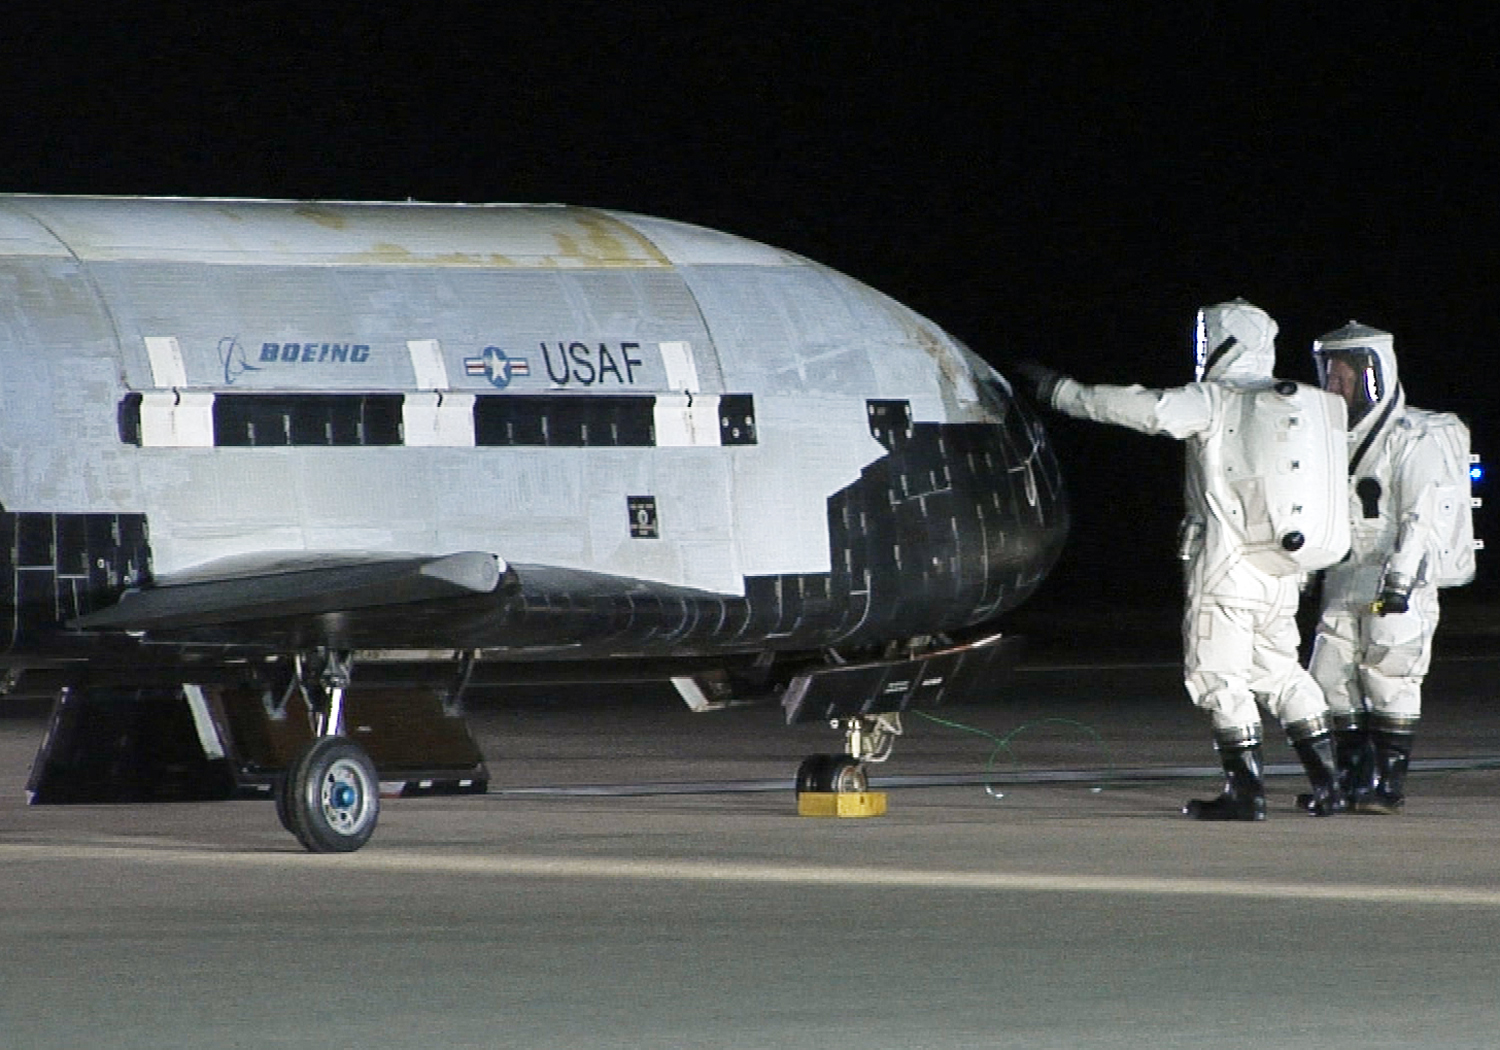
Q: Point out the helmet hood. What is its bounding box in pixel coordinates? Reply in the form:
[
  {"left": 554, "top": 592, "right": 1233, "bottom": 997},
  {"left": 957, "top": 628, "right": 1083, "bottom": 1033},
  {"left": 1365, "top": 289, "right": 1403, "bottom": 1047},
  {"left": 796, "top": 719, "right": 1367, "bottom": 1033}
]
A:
[
  {"left": 1312, "top": 321, "right": 1401, "bottom": 437},
  {"left": 1194, "top": 299, "right": 1277, "bottom": 383}
]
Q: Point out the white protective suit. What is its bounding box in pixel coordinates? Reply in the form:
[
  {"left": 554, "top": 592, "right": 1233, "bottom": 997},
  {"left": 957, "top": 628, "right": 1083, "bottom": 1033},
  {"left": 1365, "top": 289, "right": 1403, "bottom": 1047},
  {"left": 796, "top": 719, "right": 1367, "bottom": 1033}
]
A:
[
  {"left": 1308, "top": 323, "right": 1444, "bottom": 729},
  {"left": 1048, "top": 301, "right": 1335, "bottom": 747}
]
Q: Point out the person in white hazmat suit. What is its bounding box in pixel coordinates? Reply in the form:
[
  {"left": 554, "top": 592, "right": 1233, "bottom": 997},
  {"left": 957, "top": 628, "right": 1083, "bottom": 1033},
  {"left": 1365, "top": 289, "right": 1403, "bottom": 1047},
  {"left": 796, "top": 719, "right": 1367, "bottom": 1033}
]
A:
[
  {"left": 1017, "top": 300, "right": 1347, "bottom": 820},
  {"left": 1308, "top": 323, "right": 1446, "bottom": 813}
]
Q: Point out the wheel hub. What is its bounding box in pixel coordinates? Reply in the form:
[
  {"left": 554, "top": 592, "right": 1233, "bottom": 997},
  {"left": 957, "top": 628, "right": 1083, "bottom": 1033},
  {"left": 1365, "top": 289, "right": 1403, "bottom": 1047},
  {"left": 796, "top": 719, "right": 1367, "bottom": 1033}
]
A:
[{"left": 320, "top": 758, "right": 373, "bottom": 834}]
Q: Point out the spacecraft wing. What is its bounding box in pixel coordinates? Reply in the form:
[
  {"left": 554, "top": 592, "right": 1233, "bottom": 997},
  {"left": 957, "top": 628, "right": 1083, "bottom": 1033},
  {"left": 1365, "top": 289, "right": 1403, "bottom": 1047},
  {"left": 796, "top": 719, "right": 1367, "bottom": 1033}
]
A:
[{"left": 69, "top": 551, "right": 504, "bottom": 632}]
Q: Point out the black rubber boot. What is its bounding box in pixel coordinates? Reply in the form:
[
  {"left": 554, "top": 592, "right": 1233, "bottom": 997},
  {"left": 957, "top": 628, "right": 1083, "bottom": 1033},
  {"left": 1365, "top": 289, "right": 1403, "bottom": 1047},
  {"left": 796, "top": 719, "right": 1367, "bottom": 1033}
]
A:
[
  {"left": 1292, "top": 732, "right": 1348, "bottom": 816},
  {"left": 1297, "top": 715, "right": 1370, "bottom": 810},
  {"left": 1357, "top": 727, "right": 1415, "bottom": 815},
  {"left": 1184, "top": 744, "right": 1266, "bottom": 821},
  {"left": 1333, "top": 722, "right": 1375, "bottom": 801}
]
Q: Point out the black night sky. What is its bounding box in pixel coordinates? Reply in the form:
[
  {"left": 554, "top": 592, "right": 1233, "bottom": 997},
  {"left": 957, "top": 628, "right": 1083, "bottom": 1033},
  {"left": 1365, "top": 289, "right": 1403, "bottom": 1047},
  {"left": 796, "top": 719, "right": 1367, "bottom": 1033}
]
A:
[{"left": 4, "top": 5, "right": 1499, "bottom": 619}]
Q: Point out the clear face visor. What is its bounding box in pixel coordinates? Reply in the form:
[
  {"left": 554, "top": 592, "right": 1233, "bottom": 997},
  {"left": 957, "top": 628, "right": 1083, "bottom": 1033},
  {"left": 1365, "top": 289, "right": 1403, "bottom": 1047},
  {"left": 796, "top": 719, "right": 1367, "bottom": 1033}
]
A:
[
  {"left": 1193, "top": 308, "right": 1239, "bottom": 381},
  {"left": 1314, "top": 347, "right": 1384, "bottom": 425},
  {"left": 1193, "top": 309, "right": 1211, "bottom": 380}
]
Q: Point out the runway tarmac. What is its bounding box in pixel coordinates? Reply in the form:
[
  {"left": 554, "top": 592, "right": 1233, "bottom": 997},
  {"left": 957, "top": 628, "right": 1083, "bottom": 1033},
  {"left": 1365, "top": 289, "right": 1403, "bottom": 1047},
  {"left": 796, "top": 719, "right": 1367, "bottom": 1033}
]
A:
[{"left": 2, "top": 647, "right": 1499, "bottom": 1049}]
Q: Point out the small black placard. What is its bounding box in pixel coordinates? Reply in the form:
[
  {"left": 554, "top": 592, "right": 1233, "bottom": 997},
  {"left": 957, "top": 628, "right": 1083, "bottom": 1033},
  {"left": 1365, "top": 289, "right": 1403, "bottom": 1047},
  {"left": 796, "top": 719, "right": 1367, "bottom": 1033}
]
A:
[{"left": 628, "top": 496, "right": 659, "bottom": 539}]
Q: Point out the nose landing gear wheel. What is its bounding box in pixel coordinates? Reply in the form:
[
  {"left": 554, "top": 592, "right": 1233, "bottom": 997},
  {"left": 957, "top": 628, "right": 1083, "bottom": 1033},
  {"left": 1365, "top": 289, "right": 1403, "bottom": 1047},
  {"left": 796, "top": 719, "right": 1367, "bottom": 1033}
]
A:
[
  {"left": 795, "top": 753, "right": 868, "bottom": 794},
  {"left": 825, "top": 755, "right": 869, "bottom": 794},
  {"left": 279, "top": 735, "right": 380, "bottom": 852}
]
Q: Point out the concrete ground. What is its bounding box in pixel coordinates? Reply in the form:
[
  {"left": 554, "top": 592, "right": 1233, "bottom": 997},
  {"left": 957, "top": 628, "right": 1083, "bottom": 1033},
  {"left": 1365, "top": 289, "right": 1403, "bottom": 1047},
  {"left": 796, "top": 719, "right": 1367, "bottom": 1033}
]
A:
[{"left": 1, "top": 638, "right": 1498, "bottom": 1049}]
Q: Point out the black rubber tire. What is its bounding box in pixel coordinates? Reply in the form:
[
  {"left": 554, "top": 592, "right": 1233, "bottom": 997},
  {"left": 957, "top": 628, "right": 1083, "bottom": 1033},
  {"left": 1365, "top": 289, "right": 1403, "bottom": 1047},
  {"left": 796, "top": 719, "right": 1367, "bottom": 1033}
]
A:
[
  {"left": 795, "top": 754, "right": 836, "bottom": 795},
  {"left": 273, "top": 771, "right": 296, "bottom": 834},
  {"left": 283, "top": 736, "right": 380, "bottom": 853}
]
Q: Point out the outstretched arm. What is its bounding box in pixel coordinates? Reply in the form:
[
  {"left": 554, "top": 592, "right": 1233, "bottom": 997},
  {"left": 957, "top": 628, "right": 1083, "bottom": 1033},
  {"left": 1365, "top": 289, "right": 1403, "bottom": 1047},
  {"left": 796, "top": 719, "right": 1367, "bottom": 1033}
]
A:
[{"left": 1050, "top": 377, "right": 1215, "bottom": 441}]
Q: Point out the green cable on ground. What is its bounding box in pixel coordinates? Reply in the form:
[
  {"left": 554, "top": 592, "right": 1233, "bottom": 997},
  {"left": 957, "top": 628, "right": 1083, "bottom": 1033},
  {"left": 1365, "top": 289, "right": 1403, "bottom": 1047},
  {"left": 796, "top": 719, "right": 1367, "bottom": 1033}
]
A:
[{"left": 911, "top": 711, "right": 1118, "bottom": 796}]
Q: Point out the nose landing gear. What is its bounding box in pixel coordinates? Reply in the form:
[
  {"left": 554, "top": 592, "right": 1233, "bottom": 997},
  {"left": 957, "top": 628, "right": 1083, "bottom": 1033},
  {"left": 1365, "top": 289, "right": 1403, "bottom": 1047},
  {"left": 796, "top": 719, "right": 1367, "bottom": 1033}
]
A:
[{"left": 794, "top": 713, "right": 900, "bottom": 799}]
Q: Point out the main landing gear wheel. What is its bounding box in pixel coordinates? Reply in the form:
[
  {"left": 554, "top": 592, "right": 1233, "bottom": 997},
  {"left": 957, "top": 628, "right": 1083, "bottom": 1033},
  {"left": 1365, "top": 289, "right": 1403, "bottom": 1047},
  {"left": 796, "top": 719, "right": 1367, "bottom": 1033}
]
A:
[
  {"left": 279, "top": 735, "right": 380, "bottom": 853},
  {"left": 795, "top": 753, "right": 868, "bottom": 794}
]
